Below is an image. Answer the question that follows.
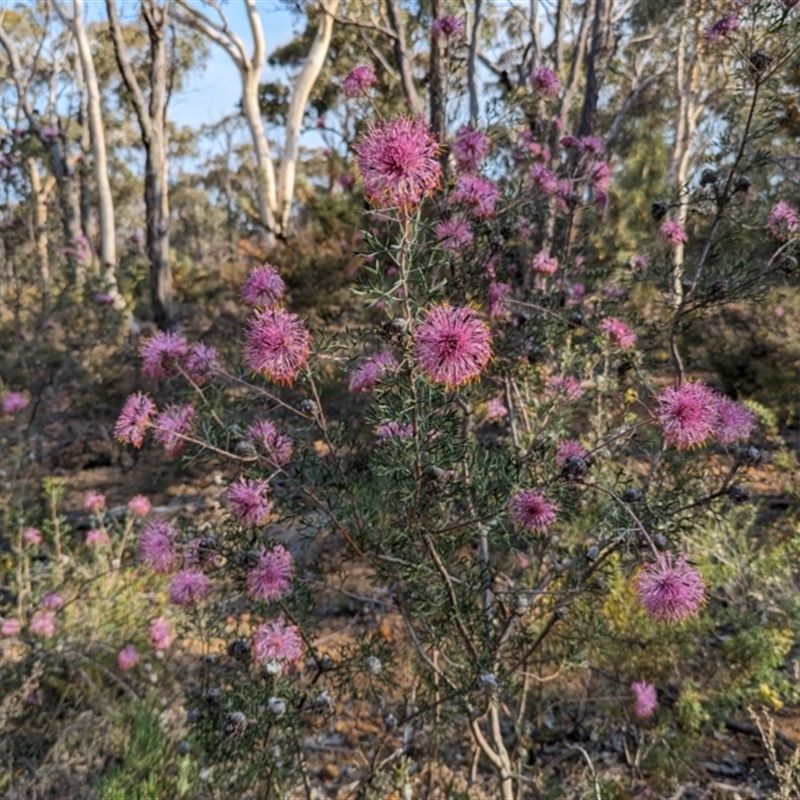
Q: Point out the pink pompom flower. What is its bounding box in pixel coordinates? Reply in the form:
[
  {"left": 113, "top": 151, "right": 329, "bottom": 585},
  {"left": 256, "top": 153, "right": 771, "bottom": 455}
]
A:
[
  {"left": 243, "top": 308, "right": 311, "bottom": 385},
  {"left": 185, "top": 343, "right": 220, "bottom": 385},
  {"left": 86, "top": 528, "right": 110, "bottom": 547},
  {"left": 127, "top": 495, "right": 152, "bottom": 516},
  {"left": 487, "top": 281, "right": 512, "bottom": 319},
  {"left": 153, "top": 404, "right": 195, "bottom": 457},
  {"left": 450, "top": 174, "right": 499, "bottom": 218},
  {"left": 117, "top": 644, "right": 140, "bottom": 672},
  {"left": 41, "top": 592, "right": 64, "bottom": 610},
  {"left": 30, "top": 611, "right": 56, "bottom": 637},
  {"left": 631, "top": 682, "right": 658, "bottom": 719},
  {"left": 767, "top": 201, "right": 800, "bottom": 242},
  {"left": 432, "top": 15, "right": 464, "bottom": 39},
  {"left": 530, "top": 66, "right": 560, "bottom": 97},
  {"left": 636, "top": 554, "right": 705, "bottom": 623},
  {"left": 348, "top": 351, "right": 397, "bottom": 394},
  {"left": 22, "top": 527, "right": 42, "bottom": 546},
  {"left": 342, "top": 64, "right": 376, "bottom": 98},
  {"left": 227, "top": 478, "right": 272, "bottom": 526},
  {"left": 659, "top": 221, "right": 688, "bottom": 246},
  {"left": 451, "top": 126, "right": 490, "bottom": 172},
  {"left": 140, "top": 331, "right": 189, "bottom": 380},
  {"left": 1, "top": 618, "right": 21, "bottom": 636},
  {"left": 355, "top": 117, "right": 441, "bottom": 211},
  {"left": 704, "top": 13, "right": 740, "bottom": 43},
  {"left": 510, "top": 489, "right": 558, "bottom": 534},
  {"left": 115, "top": 393, "right": 156, "bottom": 448},
  {"left": 413, "top": 305, "right": 492, "bottom": 389},
  {"left": 529, "top": 164, "right": 559, "bottom": 196},
  {"left": 247, "top": 420, "right": 293, "bottom": 465},
  {"left": 2, "top": 391, "right": 29, "bottom": 415},
  {"left": 138, "top": 520, "right": 179, "bottom": 574},
  {"left": 253, "top": 618, "right": 303, "bottom": 665},
  {"left": 169, "top": 569, "right": 210, "bottom": 606},
  {"left": 375, "top": 421, "right": 414, "bottom": 442},
  {"left": 149, "top": 617, "right": 173, "bottom": 650},
  {"left": 246, "top": 545, "right": 293, "bottom": 603},
  {"left": 240, "top": 263, "right": 286, "bottom": 307},
  {"left": 84, "top": 492, "right": 106, "bottom": 514},
  {"left": 484, "top": 396, "right": 507, "bottom": 421},
  {"left": 435, "top": 216, "right": 474, "bottom": 253},
  {"left": 555, "top": 440, "right": 588, "bottom": 469},
  {"left": 713, "top": 395, "right": 755, "bottom": 444},
  {"left": 547, "top": 375, "right": 583, "bottom": 400},
  {"left": 532, "top": 251, "right": 558, "bottom": 275},
  {"left": 599, "top": 317, "right": 637, "bottom": 349},
  {"left": 655, "top": 382, "right": 718, "bottom": 449}
]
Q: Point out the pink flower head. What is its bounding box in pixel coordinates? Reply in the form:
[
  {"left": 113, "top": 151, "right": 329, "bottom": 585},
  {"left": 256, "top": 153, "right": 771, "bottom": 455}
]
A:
[
  {"left": 655, "top": 382, "right": 718, "bottom": 449},
  {"left": 253, "top": 618, "right": 303, "bottom": 665},
  {"left": 153, "top": 404, "right": 195, "bottom": 457},
  {"left": 413, "top": 305, "right": 492, "bottom": 389},
  {"left": 580, "top": 136, "right": 605, "bottom": 155},
  {"left": 600, "top": 317, "right": 637, "bottom": 349},
  {"left": 22, "top": 527, "right": 42, "bottom": 546},
  {"left": 84, "top": 492, "right": 106, "bottom": 514},
  {"left": 140, "top": 331, "right": 189, "bottom": 380},
  {"left": 41, "top": 592, "right": 64, "bottom": 610},
  {"left": 590, "top": 161, "right": 611, "bottom": 192},
  {"left": 484, "top": 396, "right": 507, "bottom": 421},
  {"left": 2, "top": 391, "right": 28, "bottom": 415},
  {"left": 342, "top": 64, "right": 376, "bottom": 97},
  {"left": 117, "top": 644, "right": 140, "bottom": 672},
  {"left": 547, "top": 375, "right": 583, "bottom": 400},
  {"left": 560, "top": 135, "right": 581, "bottom": 149},
  {"left": 355, "top": 117, "right": 441, "bottom": 210},
  {"left": 375, "top": 421, "right": 414, "bottom": 442},
  {"left": 169, "top": 569, "right": 210, "bottom": 606},
  {"left": 138, "top": 520, "right": 179, "bottom": 573},
  {"left": 704, "top": 13, "right": 740, "bottom": 43},
  {"left": 436, "top": 215, "right": 474, "bottom": 253},
  {"left": 127, "top": 495, "right": 152, "bottom": 516},
  {"left": 86, "top": 528, "right": 110, "bottom": 547},
  {"left": 636, "top": 554, "right": 705, "bottom": 623},
  {"left": 451, "top": 126, "right": 490, "bottom": 172},
  {"left": 1, "top": 618, "right": 21, "bottom": 636},
  {"left": 227, "top": 478, "right": 272, "bottom": 526},
  {"left": 450, "top": 174, "right": 499, "bottom": 218},
  {"left": 511, "top": 489, "right": 557, "bottom": 534},
  {"left": 659, "top": 221, "right": 688, "bottom": 246},
  {"left": 243, "top": 308, "right": 311, "bottom": 384},
  {"left": 149, "top": 617, "right": 173, "bottom": 650},
  {"left": 555, "top": 439, "right": 588, "bottom": 469},
  {"left": 631, "top": 682, "right": 658, "bottom": 719},
  {"left": 530, "top": 66, "right": 560, "bottom": 97},
  {"left": 240, "top": 263, "right": 285, "bottom": 307},
  {"left": 529, "top": 164, "right": 559, "bottom": 196},
  {"left": 487, "top": 281, "right": 512, "bottom": 319},
  {"left": 713, "top": 395, "right": 755, "bottom": 444},
  {"left": 247, "top": 420, "right": 293, "bottom": 465},
  {"left": 767, "top": 201, "right": 800, "bottom": 241},
  {"left": 115, "top": 393, "right": 156, "bottom": 448},
  {"left": 185, "top": 343, "right": 220, "bottom": 385},
  {"left": 348, "top": 351, "right": 398, "bottom": 394},
  {"left": 246, "top": 545, "right": 293, "bottom": 603},
  {"left": 30, "top": 611, "right": 56, "bottom": 637},
  {"left": 432, "top": 15, "right": 464, "bottom": 39},
  {"left": 532, "top": 251, "right": 558, "bottom": 275}
]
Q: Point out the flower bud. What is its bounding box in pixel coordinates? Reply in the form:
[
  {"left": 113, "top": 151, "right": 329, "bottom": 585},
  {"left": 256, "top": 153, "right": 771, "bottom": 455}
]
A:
[{"left": 268, "top": 697, "right": 286, "bottom": 717}]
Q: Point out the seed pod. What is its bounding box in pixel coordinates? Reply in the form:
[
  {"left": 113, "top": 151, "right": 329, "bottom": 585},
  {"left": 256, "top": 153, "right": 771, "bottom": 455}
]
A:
[
  {"left": 567, "top": 310, "right": 584, "bottom": 328},
  {"left": 749, "top": 50, "right": 772, "bottom": 73},
  {"left": 480, "top": 673, "right": 499, "bottom": 693},
  {"left": 365, "top": 656, "right": 382, "bottom": 676},
  {"left": 384, "top": 713, "right": 398, "bottom": 730},
  {"left": 299, "top": 399, "right": 318, "bottom": 416},
  {"left": 652, "top": 533, "right": 668, "bottom": 551},
  {"left": 710, "top": 279, "right": 729, "bottom": 299},
  {"left": 622, "top": 487, "right": 644, "bottom": 504},
  {"left": 728, "top": 484, "right": 750, "bottom": 504},
  {"left": 739, "top": 446, "right": 762, "bottom": 467},
  {"left": 227, "top": 639, "right": 251, "bottom": 661},
  {"left": 187, "top": 708, "right": 201, "bottom": 724},
  {"left": 205, "top": 687, "right": 222, "bottom": 705},
  {"left": 586, "top": 545, "right": 599, "bottom": 561},
  {"left": 651, "top": 201, "right": 668, "bottom": 221},
  {"left": 700, "top": 168, "right": 718, "bottom": 187},
  {"left": 734, "top": 175, "right": 751, "bottom": 192},
  {"left": 268, "top": 697, "right": 286, "bottom": 718},
  {"left": 561, "top": 455, "right": 589, "bottom": 482},
  {"left": 312, "top": 691, "right": 336, "bottom": 721},
  {"left": 224, "top": 711, "right": 248, "bottom": 737}
]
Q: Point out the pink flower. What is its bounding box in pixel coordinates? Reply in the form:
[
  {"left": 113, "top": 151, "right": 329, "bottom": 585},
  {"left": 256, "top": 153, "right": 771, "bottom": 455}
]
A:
[
  {"left": 432, "top": 15, "right": 464, "bottom": 39},
  {"left": 450, "top": 174, "right": 499, "bottom": 218},
  {"left": 138, "top": 520, "right": 179, "bottom": 573},
  {"left": 532, "top": 251, "right": 558, "bottom": 275},
  {"left": 153, "top": 404, "right": 195, "bottom": 457},
  {"left": 636, "top": 554, "right": 705, "bottom": 623},
  {"left": 436, "top": 216, "right": 474, "bottom": 252},
  {"left": 704, "top": 14, "right": 740, "bottom": 43},
  {"left": 185, "top": 343, "right": 220, "bottom": 385},
  {"left": 342, "top": 64, "right": 376, "bottom": 97},
  {"left": 115, "top": 393, "right": 156, "bottom": 448},
  {"left": 348, "top": 352, "right": 397, "bottom": 394},
  {"left": 659, "top": 221, "right": 688, "bottom": 246},
  {"left": 22, "top": 527, "right": 41, "bottom": 546},
  {"left": 227, "top": 478, "right": 272, "bottom": 526},
  {"left": 511, "top": 489, "right": 557, "bottom": 534},
  {"left": 30, "top": 611, "right": 56, "bottom": 637},
  {"left": 140, "top": 331, "right": 189, "bottom": 380},
  {"left": 355, "top": 117, "right": 441, "bottom": 210},
  {"left": 253, "top": 618, "right": 303, "bottom": 664},
  {"left": 767, "top": 201, "right": 800, "bottom": 241},
  {"left": 547, "top": 375, "right": 583, "bottom": 400},
  {"left": 555, "top": 440, "right": 588, "bottom": 469},
  {"left": 86, "top": 528, "right": 110, "bottom": 547},
  {"left": 655, "top": 383, "right": 718, "bottom": 449},
  {"left": 580, "top": 136, "right": 605, "bottom": 155},
  {"left": 169, "top": 569, "right": 210, "bottom": 606},
  {"left": 451, "top": 126, "right": 490, "bottom": 172},
  {"left": 484, "top": 396, "right": 507, "bottom": 421},
  {"left": 529, "top": 164, "right": 559, "bottom": 196},
  {"left": 530, "top": 66, "right": 560, "bottom": 97},
  {"left": 149, "top": 617, "right": 173, "bottom": 650},
  {"left": 246, "top": 545, "right": 293, "bottom": 603},
  {"left": 41, "top": 592, "right": 64, "bottom": 610},
  {"left": 599, "top": 317, "right": 637, "bottom": 349},
  {"left": 487, "top": 281, "right": 512, "bottom": 319},
  {"left": 413, "top": 305, "right": 492, "bottom": 389},
  {"left": 117, "top": 644, "right": 140, "bottom": 672},
  {"left": 240, "top": 263, "right": 285, "bottom": 307},
  {"left": 590, "top": 161, "right": 611, "bottom": 192},
  {"left": 375, "top": 421, "right": 414, "bottom": 442},
  {"left": 243, "top": 308, "right": 311, "bottom": 384},
  {"left": 84, "top": 492, "right": 106, "bottom": 514},
  {"left": 713, "top": 396, "right": 755, "bottom": 444},
  {"left": 1, "top": 618, "right": 21, "bottom": 636},
  {"left": 560, "top": 135, "right": 581, "bottom": 149},
  {"left": 2, "top": 391, "right": 28, "bottom": 415},
  {"left": 631, "top": 682, "right": 658, "bottom": 719},
  {"left": 127, "top": 495, "right": 152, "bottom": 516}
]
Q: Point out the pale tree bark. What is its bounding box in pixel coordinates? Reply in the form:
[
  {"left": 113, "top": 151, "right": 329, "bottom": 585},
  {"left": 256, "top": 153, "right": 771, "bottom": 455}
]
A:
[
  {"left": 27, "top": 159, "right": 54, "bottom": 307},
  {"left": 385, "top": 0, "right": 423, "bottom": 119},
  {"left": 429, "top": 0, "right": 447, "bottom": 151},
  {"left": 466, "top": 0, "right": 483, "bottom": 125},
  {"left": 106, "top": 0, "right": 174, "bottom": 330}
]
